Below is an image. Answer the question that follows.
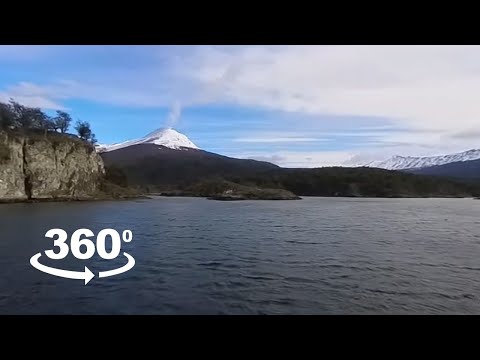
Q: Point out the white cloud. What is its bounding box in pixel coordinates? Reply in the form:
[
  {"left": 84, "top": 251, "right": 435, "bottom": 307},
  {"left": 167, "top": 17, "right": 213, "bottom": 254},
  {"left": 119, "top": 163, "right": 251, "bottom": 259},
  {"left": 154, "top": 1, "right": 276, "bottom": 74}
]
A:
[
  {"left": 0, "top": 92, "right": 65, "bottom": 110},
  {"left": 181, "top": 45, "right": 480, "bottom": 134},
  {"left": 233, "top": 137, "right": 329, "bottom": 143},
  {"left": 0, "top": 79, "right": 178, "bottom": 109},
  {"left": 7, "top": 45, "right": 480, "bottom": 132},
  {"left": 0, "top": 81, "right": 75, "bottom": 109},
  {"left": 233, "top": 150, "right": 355, "bottom": 168},
  {"left": 3, "top": 45, "right": 480, "bottom": 164}
]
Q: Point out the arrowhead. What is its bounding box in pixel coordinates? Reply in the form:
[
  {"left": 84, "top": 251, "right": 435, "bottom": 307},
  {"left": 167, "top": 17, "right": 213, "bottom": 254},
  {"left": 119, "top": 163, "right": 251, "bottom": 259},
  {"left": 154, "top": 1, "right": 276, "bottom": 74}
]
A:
[{"left": 84, "top": 266, "right": 94, "bottom": 285}]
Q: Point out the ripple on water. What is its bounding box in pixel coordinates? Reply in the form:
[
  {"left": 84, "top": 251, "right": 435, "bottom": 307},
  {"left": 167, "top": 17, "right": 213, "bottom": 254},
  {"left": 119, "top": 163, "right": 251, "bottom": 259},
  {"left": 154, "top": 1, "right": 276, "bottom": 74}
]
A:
[{"left": 1, "top": 197, "right": 480, "bottom": 314}]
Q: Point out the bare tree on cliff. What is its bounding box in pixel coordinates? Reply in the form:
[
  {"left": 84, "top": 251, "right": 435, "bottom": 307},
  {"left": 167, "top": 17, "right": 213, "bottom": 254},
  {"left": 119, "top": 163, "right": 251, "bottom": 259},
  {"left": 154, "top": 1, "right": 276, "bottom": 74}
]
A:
[
  {"left": 75, "top": 120, "right": 97, "bottom": 144},
  {"left": 31, "top": 108, "right": 56, "bottom": 136},
  {"left": 5, "top": 100, "right": 50, "bottom": 134},
  {"left": 54, "top": 110, "right": 72, "bottom": 133},
  {"left": 9, "top": 100, "right": 33, "bottom": 130}
]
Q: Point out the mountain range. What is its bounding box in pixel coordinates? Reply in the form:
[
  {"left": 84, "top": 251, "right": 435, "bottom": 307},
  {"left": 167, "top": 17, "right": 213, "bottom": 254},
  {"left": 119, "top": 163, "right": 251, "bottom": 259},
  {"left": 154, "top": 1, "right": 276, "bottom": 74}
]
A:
[
  {"left": 98, "top": 129, "right": 480, "bottom": 177},
  {"left": 410, "top": 159, "right": 480, "bottom": 180},
  {"left": 348, "top": 149, "right": 480, "bottom": 171},
  {"left": 347, "top": 149, "right": 480, "bottom": 180},
  {"left": 97, "top": 128, "right": 480, "bottom": 198}
]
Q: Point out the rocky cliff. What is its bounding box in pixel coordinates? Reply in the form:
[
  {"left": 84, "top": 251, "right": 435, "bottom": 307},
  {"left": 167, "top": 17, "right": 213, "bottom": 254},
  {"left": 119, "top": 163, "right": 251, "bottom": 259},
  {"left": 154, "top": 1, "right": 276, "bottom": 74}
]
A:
[{"left": 0, "top": 132, "right": 105, "bottom": 201}]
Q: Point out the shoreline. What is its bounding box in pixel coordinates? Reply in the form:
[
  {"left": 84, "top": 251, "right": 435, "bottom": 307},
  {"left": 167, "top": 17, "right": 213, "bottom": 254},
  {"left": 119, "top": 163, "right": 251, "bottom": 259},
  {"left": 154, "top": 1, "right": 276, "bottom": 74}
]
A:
[
  {"left": 138, "top": 193, "right": 475, "bottom": 201},
  {"left": 0, "top": 193, "right": 475, "bottom": 204},
  {"left": 0, "top": 195, "right": 151, "bottom": 205}
]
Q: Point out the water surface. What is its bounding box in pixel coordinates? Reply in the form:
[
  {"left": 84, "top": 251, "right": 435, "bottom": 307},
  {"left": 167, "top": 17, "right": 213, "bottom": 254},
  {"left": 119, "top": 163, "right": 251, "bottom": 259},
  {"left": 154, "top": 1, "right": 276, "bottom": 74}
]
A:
[{"left": 1, "top": 197, "right": 479, "bottom": 314}]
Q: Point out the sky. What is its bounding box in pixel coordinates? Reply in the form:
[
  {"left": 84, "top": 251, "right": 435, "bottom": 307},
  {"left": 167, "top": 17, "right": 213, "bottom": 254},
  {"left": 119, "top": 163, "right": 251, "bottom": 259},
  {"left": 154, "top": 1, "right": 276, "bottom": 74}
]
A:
[{"left": 1, "top": 45, "right": 479, "bottom": 167}]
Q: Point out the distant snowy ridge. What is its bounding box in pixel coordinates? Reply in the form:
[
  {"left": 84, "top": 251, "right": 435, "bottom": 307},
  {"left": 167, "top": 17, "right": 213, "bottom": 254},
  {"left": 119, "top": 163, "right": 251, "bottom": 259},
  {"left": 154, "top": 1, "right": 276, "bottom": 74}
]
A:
[
  {"left": 96, "top": 128, "right": 199, "bottom": 153},
  {"left": 348, "top": 149, "right": 480, "bottom": 170}
]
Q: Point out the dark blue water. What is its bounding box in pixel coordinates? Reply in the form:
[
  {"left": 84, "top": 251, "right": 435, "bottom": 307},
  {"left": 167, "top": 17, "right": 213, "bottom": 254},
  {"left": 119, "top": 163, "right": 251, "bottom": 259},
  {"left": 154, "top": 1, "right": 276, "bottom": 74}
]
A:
[{"left": 1, "top": 197, "right": 480, "bottom": 314}]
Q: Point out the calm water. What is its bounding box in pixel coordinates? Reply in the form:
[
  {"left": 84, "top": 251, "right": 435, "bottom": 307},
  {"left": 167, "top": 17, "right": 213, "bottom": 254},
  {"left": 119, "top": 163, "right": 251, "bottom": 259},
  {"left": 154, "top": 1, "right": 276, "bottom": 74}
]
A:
[{"left": 1, "top": 197, "right": 480, "bottom": 314}]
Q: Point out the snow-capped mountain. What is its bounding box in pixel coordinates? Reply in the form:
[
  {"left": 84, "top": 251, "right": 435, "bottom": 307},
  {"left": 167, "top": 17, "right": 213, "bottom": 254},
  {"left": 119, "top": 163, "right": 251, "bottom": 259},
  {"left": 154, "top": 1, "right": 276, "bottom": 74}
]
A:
[
  {"left": 96, "top": 128, "right": 199, "bottom": 153},
  {"left": 349, "top": 149, "right": 480, "bottom": 170}
]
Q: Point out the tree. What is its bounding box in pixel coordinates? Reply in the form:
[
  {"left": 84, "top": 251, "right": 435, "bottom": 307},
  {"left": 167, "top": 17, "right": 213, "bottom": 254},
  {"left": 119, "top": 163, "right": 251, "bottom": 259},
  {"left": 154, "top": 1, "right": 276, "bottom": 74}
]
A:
[
  {"left": 75, "top": 120, "right": 91, "bottom": 140},
  {"left": 29, "top": 108, "right": 47, "bottom": 129},
  {"left": 75, "top": 120, "right": 97, "bottom": 144},
  {"left": 2, "top": 99, "right": 91, "bottom": 140},
  {"left": 9, "top": 99, "right": 32, "bottom": 129},
  {"left": 54, "top": 110, "right": 72, "bottom": 133},
  {"left": 40, "top": 115, "right": 56, "bottom": 136},
  {"left": 0, "top": 101, "right": 14, "bottom": 130}
]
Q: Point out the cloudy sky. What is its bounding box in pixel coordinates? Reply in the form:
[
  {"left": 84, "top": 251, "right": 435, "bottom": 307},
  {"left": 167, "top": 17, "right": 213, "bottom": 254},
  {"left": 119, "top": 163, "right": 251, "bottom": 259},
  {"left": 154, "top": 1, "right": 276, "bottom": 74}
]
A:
[{"left": 1, "top": 45, "right": 479, "bottom": 167}]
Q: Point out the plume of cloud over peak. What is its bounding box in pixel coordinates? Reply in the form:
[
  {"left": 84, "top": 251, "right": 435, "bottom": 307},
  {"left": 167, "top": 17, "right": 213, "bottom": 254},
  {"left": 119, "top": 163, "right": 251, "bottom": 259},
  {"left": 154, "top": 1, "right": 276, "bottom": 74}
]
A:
[{"left": 164, "top": 101, "right": 182, "bottom": 129}]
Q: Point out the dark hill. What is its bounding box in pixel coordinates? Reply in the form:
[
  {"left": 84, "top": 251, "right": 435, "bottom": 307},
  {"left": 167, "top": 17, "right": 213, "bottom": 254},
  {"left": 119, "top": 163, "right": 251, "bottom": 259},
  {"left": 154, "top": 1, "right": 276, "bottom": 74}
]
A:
[
  {"left": 100, "top": 144, "right": 279, "bottom": 191},
  {"left": 409, "top": 158, "right": 480, "bottom": 180},
  {"left": 100, "top": 146, "right": 480, "bottom": 198}
]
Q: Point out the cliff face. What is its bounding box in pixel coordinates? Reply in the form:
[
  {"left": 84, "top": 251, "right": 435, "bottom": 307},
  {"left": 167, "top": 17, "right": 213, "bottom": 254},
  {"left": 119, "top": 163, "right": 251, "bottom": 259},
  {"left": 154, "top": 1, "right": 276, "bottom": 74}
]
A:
[{"left": 0, "top": 132, "right": 105, "bottom": 201}]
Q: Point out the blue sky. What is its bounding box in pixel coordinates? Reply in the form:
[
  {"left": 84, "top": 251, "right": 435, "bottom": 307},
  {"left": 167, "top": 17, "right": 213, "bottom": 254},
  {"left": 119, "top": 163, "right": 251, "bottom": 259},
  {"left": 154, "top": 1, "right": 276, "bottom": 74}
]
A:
[{"left": 1, "top": 45, "right": 479, "bottom": 167}]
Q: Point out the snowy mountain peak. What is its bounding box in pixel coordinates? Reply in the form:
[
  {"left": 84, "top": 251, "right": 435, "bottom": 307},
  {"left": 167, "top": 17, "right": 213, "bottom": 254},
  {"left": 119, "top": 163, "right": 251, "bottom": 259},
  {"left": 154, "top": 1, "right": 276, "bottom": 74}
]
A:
[
  {"left": 96, "top": 128, "right": 199, "bottom": 153},
  {"left": 142, "top": 128, "right": 199, "bottom": 149},
  {"left": 348, "top": 149, "right": 480, "bottom": 170}
]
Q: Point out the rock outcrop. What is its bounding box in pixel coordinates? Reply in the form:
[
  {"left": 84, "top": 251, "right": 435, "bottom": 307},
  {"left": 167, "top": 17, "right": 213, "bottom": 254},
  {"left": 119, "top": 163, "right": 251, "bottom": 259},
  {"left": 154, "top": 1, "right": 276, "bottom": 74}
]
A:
[
  {"left": 207, "top": 187, "right": 302, "bottom": 201},
  {"left": 177, "top": 179, "right": 301, "bottom": 200},
  {"left": 0, "top": 132, "right": 105, "bottom": 201}
]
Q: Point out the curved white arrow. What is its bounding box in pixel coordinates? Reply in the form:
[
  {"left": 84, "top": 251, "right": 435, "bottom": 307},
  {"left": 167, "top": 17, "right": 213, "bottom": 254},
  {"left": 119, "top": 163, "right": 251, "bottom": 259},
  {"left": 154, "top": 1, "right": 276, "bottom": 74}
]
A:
[
  {"left": 99, "top": 252, "right": 135, "bottom": 278},
  {"left": 30, "top": 253, "right": 95, "bottom": 285}
]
